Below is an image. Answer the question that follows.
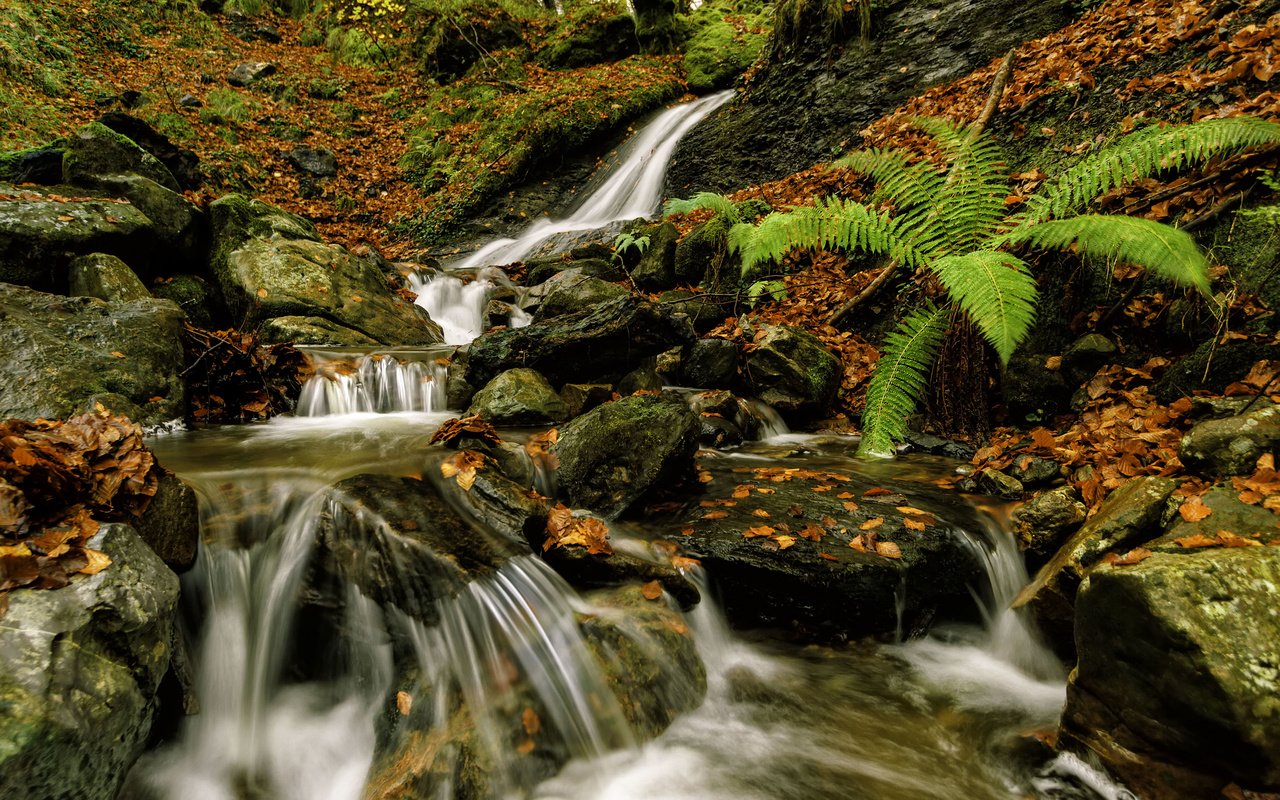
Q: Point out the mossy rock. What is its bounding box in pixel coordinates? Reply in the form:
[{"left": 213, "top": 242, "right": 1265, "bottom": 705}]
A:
[
  {"left": 537, "top": 11, "right": 637, "bottom": 69},
  {"left": 467, "top": 367, "right": 567, "bottom": 425}
]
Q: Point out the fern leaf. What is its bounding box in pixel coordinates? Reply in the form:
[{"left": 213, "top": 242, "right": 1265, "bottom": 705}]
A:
[
  {"left": 733, "top": 198, "right": 926, "bottom": 270},
  {"left": 1022, "top": 116, "right": 1280, "bottom": 224},
  {"left": 663, "top": 192, "right": 742, "bottom": 223},
  {"left": 1007, "top": 215, "right": 1210, "bottom": 294},
  {"left": 858, "top": 305, "right": 950, "bottom": 458},
  {"left": 834, "top": 148, "right": 946, "bottom": 213},
  {"left": 914, "top": 117, "right": 1010, "bottom": 248},
  {"left": 931, "top": 252, "right": 1037, "bottom": 365}
]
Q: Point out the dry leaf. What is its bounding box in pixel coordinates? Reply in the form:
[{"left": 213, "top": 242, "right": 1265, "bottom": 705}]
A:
[
  {"left": 641, "top": 580, "right": 663, "bottom": 600},
  {"left": 396, "top": 691, "right": 412, "bottom": 716},
  {"left": 78, "top": 548, "right": 112, "bottom": 575},
  {"left": 773, "top": 535, "right": 796, "bottom": 550},
  {"left": 859, "top": 518, "right": 884, "bottom": 531},
  {"left": 1178, "top": 497, "right": 1212, "bottom": 522},
  {"left": 875, "top": 541, "right": 902, "bottom": 559}
]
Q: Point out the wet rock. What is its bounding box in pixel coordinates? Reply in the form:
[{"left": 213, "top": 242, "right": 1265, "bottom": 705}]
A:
[
  {"left": 1146, "top": 486, "right": 1280, "bottom": 553},
  {"left": 1060, "top": 333, "right": 1116, "bottom": 385},
  {"left": 0, "top": 182, "right": 154, "bottom": 292},
  {"left": 1179, "top": 404, "right": 1280, "bottom": 478},
  {"left": 1001, "top": 351, "right": 1071, "bottom": 422},
  {"left": 285, "top": 145, "right": 338, "bottom": 178},
  {"left": 468, "top": 368, "right": 567, "bottom": 426},
  {"left": 1013, "top": 476, "right": 1177, "bottom": 657},
  {"left": 209, "top": 194, "right": 441, "bottom": 346},
  {"left": 1154, "top": 339, "right": 1276, "bottom": 404},
  {"left": 1061, "top": 547, "right": 1280, "bottom": 798},
  {"left": 1189, "top": 396, "right": 1273, "bottom": 420},
  {"left": 580, "top": 584, "right": 707, "bottom": 738},
  {"left": 618, "top": 362, "right": 663, "bottom": 394},
  {"left": 133, "top": 473, "right": 201, "bottom": 572},
  {"left": 696, "top": 413, "right": 744, "bottom": 447},
  {"left": 900, "top": 431, "right": 977, "bottom": 461},
  {"left": 630, "top": 221, "right": 679, "bottom": 290},
  {"left": 63, "top": 121, "right": 180, "bottom": 192},
  {"left": 0, "top": 283, "right": 185, "bottom": 425},
  {"left": 555, "top": 393, "right": 699, "bottom": 518},
  {"left": 91, "top": 173, "right": 205, "bottom": 259},
  {"left": 0, "top": 523, "right": 179, "bottom": 800},
  {"left": 559, "top": 383, "right": 613, "bottom": 419},
  {"left": 257, "top": 315, "right": 381, "bottom": 346},
  {"left": 1011, "top": 486, "right": 1086, "bottom": 570},
  {"left": 68, "top": 253, "right": 151, "bottom": 303},
  {"left": 0, "top": 143, "right": 66, "bottom": 185},
  {"left": 150, "top": 273, "right": 227, "bottom": 329},
  {"left": 525, "top": 255, "right": 625, "bottom": 285},
  {"left": 670, "top": 456, "right": 984, "bottom": 638},
  {"left": 673, "top": 216, "right": 728, "bottom": 286},
  {"left": 96, "top": 112, "right": 202, "bottom": 191},
  {"left": 532, "top": 269, "right": 629, "bottom": 321},
  {"left": 680, "top": 337, "right": 738, "bottom": 389},
  {"left": 967, "top": 467, "right": 1024, "bottom": 500},
  {"left": 227, "top": 61, "right": 276, "bottom": 87},
  {"left": 466, "top": 296, "right": 695, "bottom": 389},
  {"left": 743, "top": 323, "right": 840, "bottom": 421},
  {"left": 543, "top": 524, "right": 700, "bottom": 610},
  {"left": 1007, "top": 455, "right": 1062, "bottom": 487},
  {"left": 309, "top": 473, "right": 530, "bottom": 626}
]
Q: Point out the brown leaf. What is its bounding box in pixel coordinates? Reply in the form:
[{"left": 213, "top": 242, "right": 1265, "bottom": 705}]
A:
[
  {"left": 819, "top": 552, "right": 840, "bottom": 561},
  {"left": 522, "top": 706, "right": 541, "bottom": 735},
  {"left": 1178, "top": 496, "right": 1212, "bottom": 522},
  {"left": 874, "top": 541, "right": 902, "bottom": 559},
  {"left": 751, "top": 508, "right": 771, "bottom": 518},
  {"left": 904, "top": 518, "right": 927, "bottom": 532},
  {"left": 702, "top": 510, "right": 728, "bottom": 520},
  {"left": 743, "top": 525, "right": 775, "bottom": 539},
  {"left": 641, "top": 580, "right": 663, "bottom": 600},
  {"left": 1106, "top": 547, "right": 1154, "bottom": 566},
  {"left": 859, "top": 518, "right": 884, "bottom": 531},
  {"left": 773, "top": 535, "right": 797, "bottom": 550},
  {"left": 77, "top": 548, "right": 111, "bottom": 575},
  {"left": 396, "top": 691, "right": 413, "bottom": 716},
  {"left": 1174, "top": 534, "right": 1220, "bottom": 549}
]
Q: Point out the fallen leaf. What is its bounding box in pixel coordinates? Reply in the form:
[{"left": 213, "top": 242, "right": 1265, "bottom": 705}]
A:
[
  {"left": 819, "top": 552, "right": 840, "bottom": 561},
  {"left": 1179, "top": 496, "right": 1212, "bottom": 522},
  {"left": 743, "top": 525, "right": 775, "bottom": 538},
  {"left": 773, "top": 535, "right": 796, "bottom": 550},
  {"left": 875, "top": 541, "right": 902, "bottom": 559},
  {"left": 77, "top": 548, "right": 111, "bottom": 575},
  {"left": 1105, "top": 547, "right": 1154, "bottom": 566},
  {"left": 859, "top": 518, "right": 884, "bottom": 530},
  {"left": 751, "top": 508, "right": 771, "bottom": 518},
  {"left": 641, "top": 580, "right": 663, "bottom": 600},
  {"left": 396, "top": 691, "right": 412, "bottom": 716}
]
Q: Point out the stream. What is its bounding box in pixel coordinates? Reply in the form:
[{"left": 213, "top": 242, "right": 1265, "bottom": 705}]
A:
[{"left": 135, "top": 94, "right": 1134, "bottom": 800}]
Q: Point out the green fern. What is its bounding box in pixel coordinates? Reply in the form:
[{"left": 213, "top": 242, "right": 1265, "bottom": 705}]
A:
[
  {"left": 662, "top": 191, "right": 746, "bottom": 224},
  {"left": 724, "top": 114, "right": 1280, "bottom": 457},
  {"left": 859, "top": 305, "right": 950, "bottom": 457}
]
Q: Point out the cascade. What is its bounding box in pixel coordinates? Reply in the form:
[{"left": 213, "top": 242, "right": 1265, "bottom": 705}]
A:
[{"left": 297, "top": 352, "right": 451, "bottom": 416}]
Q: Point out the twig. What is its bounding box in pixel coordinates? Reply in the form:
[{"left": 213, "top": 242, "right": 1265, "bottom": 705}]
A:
[
  {"left": 1239, "top": 368, "right": 1279, "bottom": 415},
  {"left": 826, "top": 49, "right": 1016, "bottom": 327}
]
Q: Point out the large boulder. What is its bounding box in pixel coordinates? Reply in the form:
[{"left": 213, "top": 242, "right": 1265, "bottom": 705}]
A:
[
  {"left": 0, "top": 283, "right": 185, "bottom": 426},
  {"left": 680, "top": 337, "right": 738, "bottom": 389},
  {"left": 468, "top": 368, "right": 567, "bottom": 426},
  {"left": 0, "top": 524, "right": 180, "bottom": 800},
  {"left": 0, "top": 182, "right": 154, "bottom": 292},
  {"left": 67, "top": 253, "right": 151, "bottom": 303},
  {"left": 667, "top": 454, "right": 983, "bottom": 638},
  {"left": 209, "top": 195, "right": 442, "bottom": 346},
  {"left": 1179, "top": 404, "right": 1280, "bottom": 478},
  {"left": 466, "top": 297, "right": 695, "bottom": 389},
  {"left": 531, "top": 269, "right": 629, "bottom": 321},
  {"left": 1013, "top": 476, "right": 1177, "bottom": 657},
  {"left": 95, "top": 112, "right": 202, "bottom": 191},
  {"left": 554, "top": 394, "right": 700, "bottom": 518},
  {"left": 1010, "top": 485, "right": 1086, "bottom": 570},
  {"left": 629, "top": 221, "right": 679, "bottom": 290},
  {"left": 743, "top": 323, "right": 840, "bottom": 420},
  {"left": 1061, "top": 547, "right": 1280, "bottom": 798},
  {"left": 62, "top": 122, "right": 180, "bottom": 193},
  {"left": 133, "top": 473, "right": 201, "bottom": 573}
]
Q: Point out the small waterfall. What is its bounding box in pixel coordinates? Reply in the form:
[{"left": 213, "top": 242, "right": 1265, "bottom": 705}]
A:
[
  {"left": 452, "top": 90, "right": 734, "bottom": 272},
  {"left": 297, "top": 354, "right": 450, "bottom": 416}
]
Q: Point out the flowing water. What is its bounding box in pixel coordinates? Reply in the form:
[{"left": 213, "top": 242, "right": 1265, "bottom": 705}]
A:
[{"left": 134, "top": 93, "right": 1133, "bottom": 800}]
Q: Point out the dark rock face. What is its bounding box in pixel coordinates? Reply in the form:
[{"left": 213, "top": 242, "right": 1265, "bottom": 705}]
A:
[
  {"left": 668, "top": 455, "right": 983, "bottom": 638},
  {"left": 150, "top": 273, "right": 226, "bottom": 329},
  {"left": 286, "top": 146, "right": 338, "bottom": 178},
  {"left": 63, "top": 122, "right": 180, "bottom": 192},
  {"left": 0, "top": 283, "right": 185, "bottom": 426},
  {"left": 468, "top": 368, "right": 567, "bottom": 426},
  {"left": 536, "top": 13, "right": 637, "bottom": 69},
  {"left": 133, "top": 473, "right": 201, "bottom": 572},
  {"left": 466, "top": 297, "right": 695, "bottom": 389},
  {"left": 1062, "top": 547, "right": 1280, "bottom": 799},
  {"left": 667, "top": 0, "right": 1075, "bottom": 195},
  {"left": 95, "top": 112, "right": 203, "bottom": 191},
  {"left": 554, "top": 394, "right": 700, "bottom": 518},
  {"left": 531, "top": 269, "right": 629, "bottom": 321},
  {"left": 680, "top": 337, "right": 739, "bottom": 389},
  {"left": 629, "top": 221, "right": 680, "bottom": 290},
  {"left": 68, "top": 253, "right": 151, "bottom": 303},
  {"left": 1154, "top": 339, "right": 1276, "bottom": 404},
  {"left": 0, "top": 524, "right": 179, "bottom": 800},
  {"left": 1011, "top": 485, "right": 1086, "bottom": 570},
  {"left": 0, "top": 144, "right": 66, "bottom": 185},
  {"left": 743, "top": 323, "right": 840, "bottom": 420},
  {"left": 1179, "top": 404, "right": 1280, "bottom": 478}
]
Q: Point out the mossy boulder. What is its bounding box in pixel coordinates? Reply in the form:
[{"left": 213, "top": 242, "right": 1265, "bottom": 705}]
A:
[
  {"left": 1154, "top": 339, "right": 1275, "bottom": 404},
  {"left": 468, "top": 368, "right": 567, "bottom": 426},
  {"left": 743, "top": 322, "right": 840, "bottom": 420},
  {"left": 554, "top": 393, "right": 700, "bottom": 517},
  {"left": 680, "top": 337, "right": 738, "bottom": 389},
  {"left": 0, "top": 524, "right": 179, "bottom": 800},
  {"left": 62, "top": 122, "right": 180, "bottom": 192},
  {"left": 1011, "top": 485, "right": 1087, "bottom": 570},
  {"left": 67, "top": 253, "right": 151, "bottom": 303},
  {"left": 682, "top": 3, "right": 768, "bottom": 92},
  {"left": 1062, "top": 547, "right": 1280, "bottom": 798},
  {"left": 0, "top": 283, "right": 185, "bottom": 425},
  {"left": 0, "top": 143, "right": 66, "bottom": 185},
  {"left": 629, "top": 221, "right": 680, "bottom": 290},
  {"left": 537, "top": 10, "right": 637, "bottom": 69},
  {"left": 531, "top": 269, "right": 630, "bottom": 321},
  {"left": 1179, "top": 404, "right": 1280, "bottom": 478},
  {"left": 415, "top": 1, "right": 525, "bottom": 83}
]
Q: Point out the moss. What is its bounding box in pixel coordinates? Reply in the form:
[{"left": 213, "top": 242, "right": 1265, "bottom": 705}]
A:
[{"left": 682, "top": 0, "right": 770, "bottom": 92}]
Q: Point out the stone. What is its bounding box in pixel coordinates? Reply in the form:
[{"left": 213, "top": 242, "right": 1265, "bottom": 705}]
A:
[
  {"left": 150, "top": 273, "right": 226, "bottom": 328},
  {"left": 656, "top": 288, "right": 727, "bottom": 334},
  {"left": 617, "top": 363, "right": 662, "bottom": 395},
  {"left": 1007, "top": 455, "right": 1062, "bottom": 487},
  {"left": 559, "top": 383, "right": 614, "bottom": 419},
  {"left": 743, "top": 322, "right": 840, "bottom": 420},
  {"left": 900, "top": 431, "right": 977, "bottom": 461},
  {"left": 468, "top": 368, "right": 567, "bottom": 426},
  {"left": 95, "top": 112, "right": 202, "bottom": 191},
  {"left": 285, "top": 145, "right": 338, "bottom": 178},
  {"left": 177, "top": 93, "right": 202, "bottom": 109},
  {"left": 1011, "top": 485, "right": 1087, "bottom": 569},
  {"left": 629, "top": 221, "right": 679, "bottom": 290},
  {"left": 68, "top": 253, "right": 151, "bottom": 303},
  {"left": 1013, "top": 476, "right": 1177, "bottom": 657},
  {"left": 0, "top": 524, "right": 179, "bottom": 800},
  {"left": 0, "top": 143, "right": 65, "bottom": 185},
  {"left": 209, "top": 194, "right": 441, "bottom": 346},
  {"left": 1146, "top": 486, "right": 1280, "bottom": 553},
  {"left": 541, "top": 517, "right": 700, "bottom": 609},
  {"left": 0, "top": 182, "right": 154, "bottom": 293},
  {"left": 90, "top": 173, "right": 205, "bottom": 259},
  {"left": 1062, "top": 547, "right": 1280, "bottom": 797},
  {"left": 133, "top": 472, "right": 201, "bottom": 572},
  {"left": 62, "top": 122, "right": 180, "bottom": 192},
  {"left": 227, "top": 61, "right": 276, "bottom": 87},
  {"left": 554, "top": 394, "right": 700, "bottom": 518},
  {"left": 971, "top": 467, "right": 1024, "bottom": 500},
  {"left": 1155, "top": 340, "right": 1276, "bottom": 404},
  {"left": 532, "top": 269, "right": 629, "bottom": 321},
  {"left": 673, "top": 216, "right": 728, "bottom": 286},
  {"left": 535, "top": 11, "right": 637, "bottom": 68},
  {"left": 669, "top": 454, "right": 984, "bottom": 638},
  {"left": 1061, "top": 333, "right": 1116, "bottom": 385},
  {"left": 257, "top": 315, "right": 381, "bottom": 346},
  {"left": 1179, "top": 404, "right": 1280, "bottom": 478},
  {"left": 0, "top": 283, "right": 185, "bottom": 426},
  {"left": 466, "top": 296, "right": 695, "bottom": 389},
  {"left": 680, "top": 337, "right": 738, "bottom": 389},
  {"left": 1002, "top": 351, "right": 1071, "bottom": 422}
]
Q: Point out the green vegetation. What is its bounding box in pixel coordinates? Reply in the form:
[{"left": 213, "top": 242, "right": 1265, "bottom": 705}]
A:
[
  {"left": 200, "top": 88, "right": 259, "bottom": 126},
  {"left": 682, "top": 0, "right": 770, "bottom": 91},
  {"left": 678, "top": 115, "right": 1280, "bottom": 457}
]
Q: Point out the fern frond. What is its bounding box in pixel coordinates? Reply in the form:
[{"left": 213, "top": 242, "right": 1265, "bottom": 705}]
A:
[
  {"left": 914, "top": 117, "right": 1010, "bottom": 248},
  {"left": 858, "top": 304, "right": 950, "bottom": 458},
  {"left": 663, "top": 192, "right": 742, "bottom": 223},
  {"left": 833, "top": 148, "right": 946, "bottom": 213},
  {"left": 733, "top": 197, "right": 927, "bottom": 270},
  {"left": 931, "top": 252, "right": 1037, "bottom": 365},
  {"left": 1006, "top": 215, "right": 1210, "bottom": 294},
  {"left": 1022, "top": 116, "right": 1280, "bottom": 224}
]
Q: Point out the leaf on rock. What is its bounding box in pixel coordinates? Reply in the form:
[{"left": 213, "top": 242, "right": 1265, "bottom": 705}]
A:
[
  {"left": 543, "top": 503, "right": 613, "bottom": 555},
  {"left": 859, "top": 518, "right": 884, "bottom": 530},
  {"left": 1178, "top": 496, "right": 1212, "bottom": 522},
  {"left": 396, "top": 691, "right": 413, "bottom": 716},
  {"left": 77, "top": 548, "right": 111, "bottom": 575},
  {"left": 641, "top": 580, "right": 664, "bottom": 600},
  {"left": 875, "top": 541, "right": 902, "bottom": 559},
  {"left": 1105, "top": 547, "right": 1153, "bottom": 566}
]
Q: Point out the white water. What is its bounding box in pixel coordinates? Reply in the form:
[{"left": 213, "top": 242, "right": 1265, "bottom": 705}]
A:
[{"left": 297, "top": 353, "right": 450, "bottom": 416}]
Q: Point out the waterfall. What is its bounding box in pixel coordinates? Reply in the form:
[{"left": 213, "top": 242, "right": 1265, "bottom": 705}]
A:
[{"left": 297, "top": 353, "right": 451, "bottom": 416}]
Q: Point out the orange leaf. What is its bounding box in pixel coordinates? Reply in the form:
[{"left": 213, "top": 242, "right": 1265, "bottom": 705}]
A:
[
  {"left": 77, "top": 548, "right": 112, "bottom": 575},
  {"left": 1178, "top": 497, "right": 1212, "bottom": 522},
  {"left": 859, "top": 518, "right": 884, "bottom": 531},
  {"left": 875, "top": 541, "right": 902, "bottom": 559},
  {"left": 396, "top": 691, "right": 413, "bottom": 716},
  {"left": 641, "top": 580, "right": 663, "bottom": 600}
]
